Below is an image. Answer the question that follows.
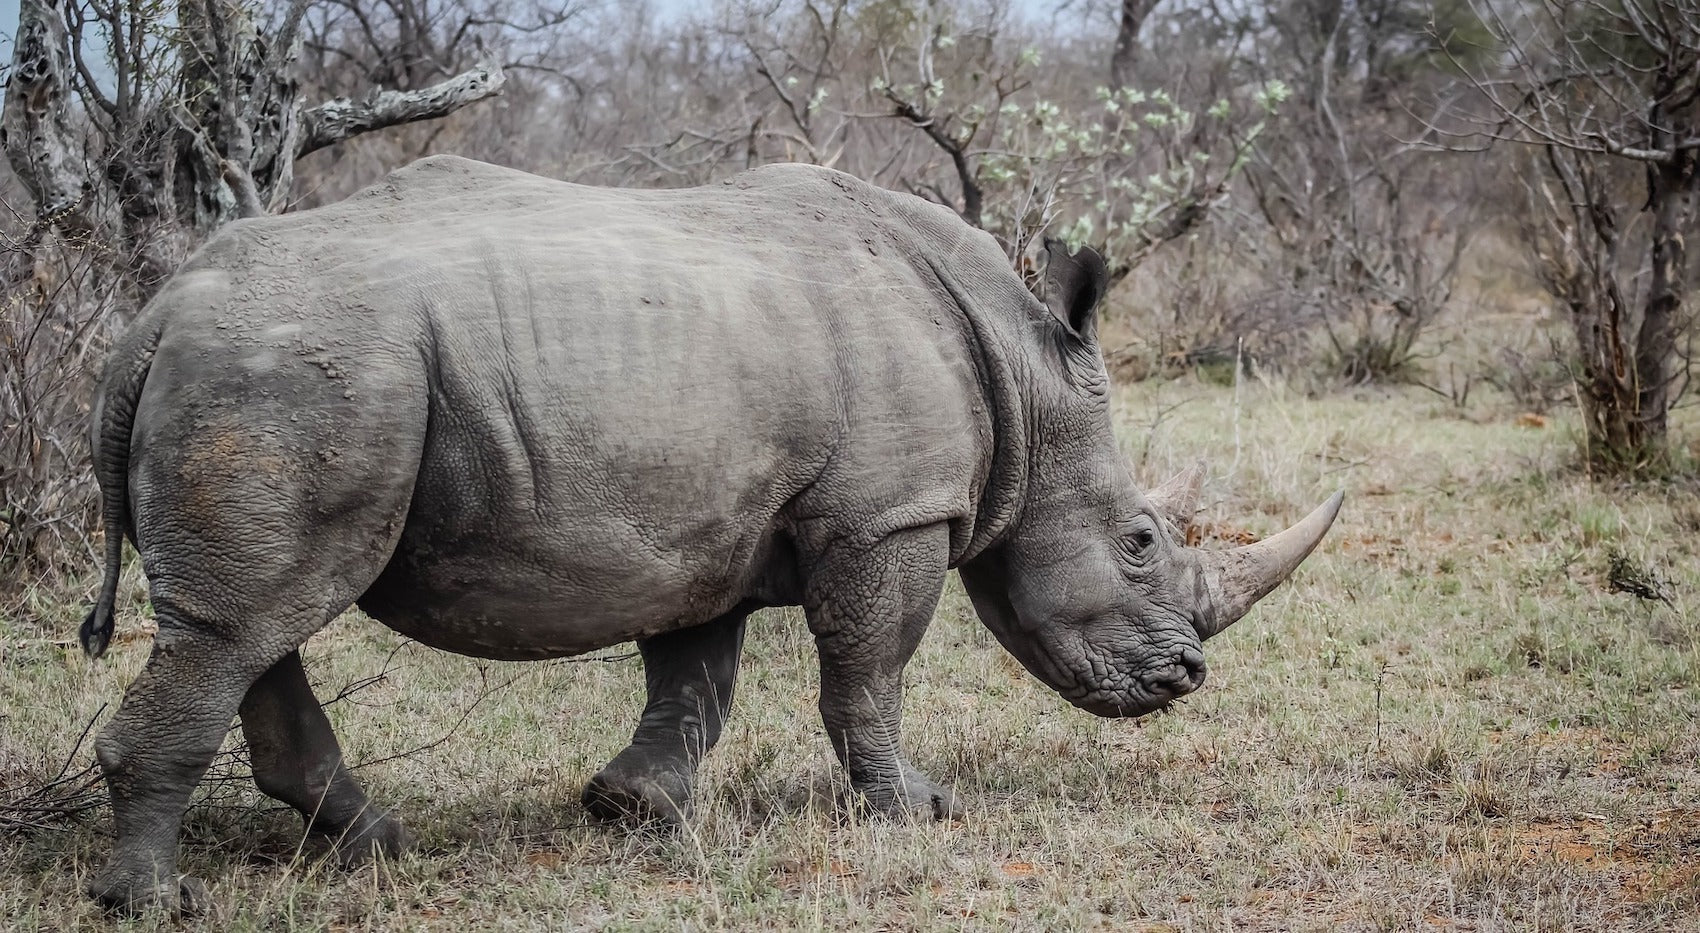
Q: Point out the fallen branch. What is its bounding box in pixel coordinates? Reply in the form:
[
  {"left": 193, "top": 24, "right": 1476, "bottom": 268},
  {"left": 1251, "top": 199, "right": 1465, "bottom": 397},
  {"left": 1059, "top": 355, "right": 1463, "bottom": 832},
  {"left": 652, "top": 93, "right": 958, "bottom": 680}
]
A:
[
  {"left": 351, "top": 663, "right": 525, "bottom": 772},
  {"left": 0, "top": 705, "right": 106, "bottom": 834}
]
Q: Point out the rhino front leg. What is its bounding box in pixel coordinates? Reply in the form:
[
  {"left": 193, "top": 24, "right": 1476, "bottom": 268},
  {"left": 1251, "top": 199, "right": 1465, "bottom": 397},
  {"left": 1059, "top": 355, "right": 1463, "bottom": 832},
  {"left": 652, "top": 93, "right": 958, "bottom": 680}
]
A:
[
  {"left": 239, "top": 650, "right": 408, "bottom": 863},
  {"left": 805, "top": 524, "right": 961, "bottom": 820},
  {"left": 582, "top": 604, "right": 752, "bottom": 824}
]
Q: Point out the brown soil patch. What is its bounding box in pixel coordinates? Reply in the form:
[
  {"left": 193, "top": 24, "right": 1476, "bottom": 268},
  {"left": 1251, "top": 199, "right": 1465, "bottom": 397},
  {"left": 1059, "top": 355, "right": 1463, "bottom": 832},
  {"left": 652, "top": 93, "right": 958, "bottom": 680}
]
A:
[
  {"left": 999, "top": 860, "right": 1037, "bottom": 879},
  {"left": 1622, "top": 861, "right": 1700, "bottom": 903},
  {"left": 1331, "top": 532, "right": 1407, "bottom": 563},
  {"left": 1482, "top": 810, "right": 1700, "bottom": 902},
  {"left": 522, "top": 848, "right": 564, "bottom": 869},
  {"left": 1186, "top": 522, "right": 1259, "bottom": 547},
  {"left": 775, "top": 856, "right": 860, "bottom": 890},
  {"left": 1487, "top": 727, "right": 1629, "bottom": 776},
  {"left": 1499, "top": 821, "right": 1606, "bottom": 865},
  {"left": 1318, "top": 808, "right": 1700, "bottom": 906}
]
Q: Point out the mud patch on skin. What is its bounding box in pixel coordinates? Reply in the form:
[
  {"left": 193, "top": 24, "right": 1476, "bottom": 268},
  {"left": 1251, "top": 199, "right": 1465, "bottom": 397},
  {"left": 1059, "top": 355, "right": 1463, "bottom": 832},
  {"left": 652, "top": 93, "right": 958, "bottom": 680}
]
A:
[{"left": 176, "top": 414, "right": 294, "bottom": 524}]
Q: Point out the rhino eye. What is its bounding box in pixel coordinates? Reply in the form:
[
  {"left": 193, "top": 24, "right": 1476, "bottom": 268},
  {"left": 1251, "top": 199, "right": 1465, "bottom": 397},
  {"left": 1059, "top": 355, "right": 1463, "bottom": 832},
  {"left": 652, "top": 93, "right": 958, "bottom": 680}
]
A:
[{"left": 1117, "top": 517, "right": 1162, "bottom": 569}]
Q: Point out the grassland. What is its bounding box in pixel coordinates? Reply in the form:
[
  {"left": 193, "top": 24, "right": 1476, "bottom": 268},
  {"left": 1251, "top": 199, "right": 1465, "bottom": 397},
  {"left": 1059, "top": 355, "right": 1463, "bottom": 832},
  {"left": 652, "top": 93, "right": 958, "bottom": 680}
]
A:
[{"left": 2, "top": 374, "right": 1698, "bottom": 931}]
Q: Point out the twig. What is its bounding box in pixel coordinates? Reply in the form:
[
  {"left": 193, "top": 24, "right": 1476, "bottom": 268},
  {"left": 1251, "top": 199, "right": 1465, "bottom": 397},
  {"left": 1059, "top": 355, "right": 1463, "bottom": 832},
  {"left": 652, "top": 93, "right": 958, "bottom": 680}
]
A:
[
  {"left": 1373, "top": 661, "right": 1392, "bottom": 755},
  {"left": 0, "top": 705, "right": 108, "bottom": 834}
]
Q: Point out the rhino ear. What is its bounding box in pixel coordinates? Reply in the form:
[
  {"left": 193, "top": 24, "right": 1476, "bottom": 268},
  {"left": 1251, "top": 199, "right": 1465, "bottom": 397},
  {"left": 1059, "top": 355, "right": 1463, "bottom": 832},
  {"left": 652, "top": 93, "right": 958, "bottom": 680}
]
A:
[{"left": 1040, "top": 238, "right": 1108, "bottom": 340}]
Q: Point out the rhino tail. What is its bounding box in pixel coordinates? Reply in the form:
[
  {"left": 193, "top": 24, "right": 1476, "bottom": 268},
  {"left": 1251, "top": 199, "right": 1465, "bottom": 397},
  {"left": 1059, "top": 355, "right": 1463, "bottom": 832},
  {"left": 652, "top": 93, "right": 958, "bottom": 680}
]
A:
[
  {"left": 81, "top": 322, "right": 162, "bottom": 660},
  {"left": 81, "top": 536, "right": 121, "bottom": 659}
]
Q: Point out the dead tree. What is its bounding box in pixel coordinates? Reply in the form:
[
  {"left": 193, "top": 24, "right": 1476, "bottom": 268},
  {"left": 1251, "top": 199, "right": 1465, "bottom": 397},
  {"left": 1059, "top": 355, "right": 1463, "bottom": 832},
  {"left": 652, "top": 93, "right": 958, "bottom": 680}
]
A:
[
  {"left": 1242, "top": 10, "right": 1473, "bottom": 384},
  {"left": 1442, "top": 0, "right": 1699, "bottom": 472},
  {"left": 3, "top": 0, "right": 507, "bottom": 303}
]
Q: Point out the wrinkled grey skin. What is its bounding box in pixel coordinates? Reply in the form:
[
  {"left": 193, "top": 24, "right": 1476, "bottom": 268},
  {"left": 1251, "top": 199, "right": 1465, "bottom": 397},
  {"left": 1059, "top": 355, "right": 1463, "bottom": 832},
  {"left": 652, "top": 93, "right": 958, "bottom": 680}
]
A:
[{"left": 78, "top": 156, "right": 1340, "bottom": 914}]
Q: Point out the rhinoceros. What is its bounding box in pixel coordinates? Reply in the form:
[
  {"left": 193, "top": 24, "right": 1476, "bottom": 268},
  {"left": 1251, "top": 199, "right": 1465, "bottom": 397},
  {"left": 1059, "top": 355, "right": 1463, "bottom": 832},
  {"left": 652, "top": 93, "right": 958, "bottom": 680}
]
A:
[{"left": 78, "top": 155, "right": 1340, "bottom": 912}]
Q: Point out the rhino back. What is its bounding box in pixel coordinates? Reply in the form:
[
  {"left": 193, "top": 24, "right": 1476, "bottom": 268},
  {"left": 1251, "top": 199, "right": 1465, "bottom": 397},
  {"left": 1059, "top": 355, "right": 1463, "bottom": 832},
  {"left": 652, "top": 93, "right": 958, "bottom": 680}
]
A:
[{"left": 160, "top": 157, "right": 994, "bottom": 656}]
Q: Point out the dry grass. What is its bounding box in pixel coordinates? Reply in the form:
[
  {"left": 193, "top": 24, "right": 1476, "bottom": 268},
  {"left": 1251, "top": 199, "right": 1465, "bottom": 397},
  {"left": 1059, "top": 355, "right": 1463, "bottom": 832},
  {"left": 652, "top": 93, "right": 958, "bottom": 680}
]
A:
[{"left": 3, "top": 376, "right": 1698, "bottom": 931}]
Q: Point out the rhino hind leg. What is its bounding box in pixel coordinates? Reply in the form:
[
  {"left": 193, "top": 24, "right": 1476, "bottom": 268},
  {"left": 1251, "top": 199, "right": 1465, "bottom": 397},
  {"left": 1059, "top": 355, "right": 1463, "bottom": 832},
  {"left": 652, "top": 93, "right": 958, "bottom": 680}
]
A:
[
  {"left": 91, "top": 601, "right": 404, "bottom": 915},
  {"left": 86, "top": 379, "right": 423, "bottom": 914},
  {"left": 85, "top": 627, "right": 265, "bottom": 916},
  {"left": 240, "top": 650, "right": 408, "bottom": 864},
  {"left": 582, "top": 604, "right": 753, "bottom": 824},
  {"left": 805, "top": 524, "right": 962, "bottom": 821}
]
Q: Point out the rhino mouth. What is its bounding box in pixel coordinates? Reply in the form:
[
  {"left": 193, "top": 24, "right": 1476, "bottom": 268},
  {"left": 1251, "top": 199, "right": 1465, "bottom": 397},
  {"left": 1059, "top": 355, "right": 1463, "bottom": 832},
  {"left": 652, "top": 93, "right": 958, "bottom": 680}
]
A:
[
  {"left": 1040, "top": 632, "right": 1205, "bottom": 719},
  {"left": 962, "top": 569, "right": 1204, "bottom": 718},
  {"left": 1061, "top": 676, "right": 1200, "bottom": 718},
  {"left": 1061, "top": 679, "right": 1183, "bottom": 718}
]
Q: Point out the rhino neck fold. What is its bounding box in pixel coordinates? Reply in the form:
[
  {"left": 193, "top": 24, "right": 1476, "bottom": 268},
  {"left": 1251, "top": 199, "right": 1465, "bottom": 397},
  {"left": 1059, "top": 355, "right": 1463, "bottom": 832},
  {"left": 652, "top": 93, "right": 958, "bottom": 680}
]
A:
[{"left": 911, "top": 249, "right": 1034, "bottom": 567}]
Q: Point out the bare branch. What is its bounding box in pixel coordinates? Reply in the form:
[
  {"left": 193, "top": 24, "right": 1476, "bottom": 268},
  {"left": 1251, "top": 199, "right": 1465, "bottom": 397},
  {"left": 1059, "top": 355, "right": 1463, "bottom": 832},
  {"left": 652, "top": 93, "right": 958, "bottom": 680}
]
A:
[
  {"left": 67, "top": 0, "right": 120, "bottom": 122},
  {"left": 885, "top": 91, "right": 982, "bottom": 228},
  {"left": 267, "top": 0, "right": 315, "bottom": 80},
  {"left": 297, "top": 59, "right": 508, "bottom": 157},
  {"left": 1109, "top": 0, "right": 1162, "bottom": 91}
]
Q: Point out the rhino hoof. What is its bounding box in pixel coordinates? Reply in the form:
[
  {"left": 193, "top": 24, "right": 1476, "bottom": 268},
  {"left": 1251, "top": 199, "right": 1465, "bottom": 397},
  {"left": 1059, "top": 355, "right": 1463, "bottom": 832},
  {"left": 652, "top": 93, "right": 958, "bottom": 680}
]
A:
[
  {"left": 854, "top": 767, "right": 963, "bottom": 822},
  {"left": 916, "top": 787, "right": 963, "bottom": 822},
  {"left": 320, "top": 813, "right": 411, "bottom": 867},
  {"left": 88, "top": 870, "right": 209, "bottom": 917},
  {"left": 581, "top": 765, "right": 693, "bottom": 825}
]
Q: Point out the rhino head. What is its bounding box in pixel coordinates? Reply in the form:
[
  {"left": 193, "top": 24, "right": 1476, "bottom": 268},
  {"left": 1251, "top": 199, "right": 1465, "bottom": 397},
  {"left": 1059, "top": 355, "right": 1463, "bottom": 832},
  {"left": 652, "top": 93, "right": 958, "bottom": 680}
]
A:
[{"left": 958, "top": 240, "right": 1342, "bottom": 718}]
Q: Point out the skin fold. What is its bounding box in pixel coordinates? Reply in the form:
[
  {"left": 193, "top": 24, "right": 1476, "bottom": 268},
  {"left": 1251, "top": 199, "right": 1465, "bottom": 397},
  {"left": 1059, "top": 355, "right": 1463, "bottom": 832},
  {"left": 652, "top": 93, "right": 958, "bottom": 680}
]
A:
[{"left": 78, "top": 156, "right": 1341, "bottom": 913}]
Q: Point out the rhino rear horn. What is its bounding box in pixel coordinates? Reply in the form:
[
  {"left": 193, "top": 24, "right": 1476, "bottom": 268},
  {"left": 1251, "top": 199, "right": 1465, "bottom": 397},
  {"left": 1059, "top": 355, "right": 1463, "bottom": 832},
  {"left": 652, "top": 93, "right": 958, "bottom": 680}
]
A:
[
  {"left": 1146, "top": 462, "right": 1206, "bottom": 540},
  {"left": 1195, "top": 492, "right": 1343, "bottom": 639}
]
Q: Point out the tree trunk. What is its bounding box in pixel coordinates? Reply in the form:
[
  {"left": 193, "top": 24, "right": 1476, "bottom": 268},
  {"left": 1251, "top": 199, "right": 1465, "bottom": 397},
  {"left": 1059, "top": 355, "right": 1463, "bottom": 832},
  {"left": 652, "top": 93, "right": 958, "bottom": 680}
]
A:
[
  {"left": 172, "top": 0, "right": 307, "bottom": 229},
  {"left": 1, "top": 1, "right": 86, "bottom": 224},
  {"left": 1633, "top": 169, "right": 1683, "bottom": 450},
  {"left": 1629, "top": 89, "right": 1699, "bottom": 465},
  {"left": 1109, "top": 0, "right": 1161, "bottom": 92}
]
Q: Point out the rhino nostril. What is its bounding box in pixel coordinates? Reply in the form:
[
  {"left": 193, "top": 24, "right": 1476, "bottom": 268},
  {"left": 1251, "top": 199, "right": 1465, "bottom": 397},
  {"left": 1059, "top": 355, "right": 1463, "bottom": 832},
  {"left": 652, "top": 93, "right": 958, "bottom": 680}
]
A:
[
  {"left": 1145, "top": 647, "right": 1207, "bottom": 695},
  {"left": 1178, "top": 646, "right": 1205, "bottom": 683}
]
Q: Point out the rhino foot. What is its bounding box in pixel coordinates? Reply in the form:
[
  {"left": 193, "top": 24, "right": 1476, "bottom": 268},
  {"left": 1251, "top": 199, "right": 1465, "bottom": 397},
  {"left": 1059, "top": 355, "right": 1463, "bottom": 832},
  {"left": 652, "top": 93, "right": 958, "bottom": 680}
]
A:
[
  {"left": 87, "top": 868, "right": 209, "bottom": 918},
  {"left": 852, "top": 765, "right": 963, "bottom": 822},
  {"left": 582, "top": 754, "right": 694, "bottom": 825},
  {"left": 312, "top": 810, "right": 411, "bottom": 867}
]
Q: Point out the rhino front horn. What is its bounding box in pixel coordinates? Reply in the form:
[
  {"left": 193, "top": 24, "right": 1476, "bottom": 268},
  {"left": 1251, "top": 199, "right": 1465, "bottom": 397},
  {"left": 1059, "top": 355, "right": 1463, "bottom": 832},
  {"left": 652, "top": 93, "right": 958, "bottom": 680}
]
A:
[{"left": 1195, "top": 491, "right": 1344, "bottom": 639}]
